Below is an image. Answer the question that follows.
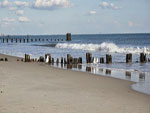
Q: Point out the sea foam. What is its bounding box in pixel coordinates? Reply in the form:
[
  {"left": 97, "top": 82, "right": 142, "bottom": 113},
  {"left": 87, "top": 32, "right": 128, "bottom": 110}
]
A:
[{"left": 56, "top": 42, "right": 150, "bottom": 54}]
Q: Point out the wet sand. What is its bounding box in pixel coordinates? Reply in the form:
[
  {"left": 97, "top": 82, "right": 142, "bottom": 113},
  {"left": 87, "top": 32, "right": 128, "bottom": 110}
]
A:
[{"left": 0, "top": 54, "right": 150, "bottom": 113}]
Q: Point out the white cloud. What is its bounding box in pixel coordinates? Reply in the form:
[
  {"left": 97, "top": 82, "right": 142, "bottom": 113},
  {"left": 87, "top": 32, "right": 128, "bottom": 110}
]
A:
[
  {"left": 0, "top": 17, "right": 16, "bottom": 27},
  {"left": 18, "top": 16, "right": 30, "bottom": 23},
  {"left": 88, "top": 10, "right": 96, "bottom": 15},
  {"left": 13, "top": 1, "right": 29, "bottom": 7},
  {"left": 32, "top": 0, "right": 72, "bottom": 10},
  {"left": 0, "top": 0, "right": 29, "bottom": 8},
  {"left": 16, "top": 10, "right": 24, "bottom": 15},
  {"left": 0, "top": 0, "right": 11, "bottom": 7},
  {"left": 1, "top": 18, "right": 16, "bottom": 23},
  {"left": 100, "top": 2, "right": 121, "bottom": 10},
  {"left": 8, "top": 7, "right": 17, "bottom": 11}
]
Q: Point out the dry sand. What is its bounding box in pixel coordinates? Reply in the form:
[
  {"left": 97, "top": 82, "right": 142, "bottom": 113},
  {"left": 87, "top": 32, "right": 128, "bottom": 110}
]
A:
[{"left": 0, "top": 54, "right": 150, "bottom": 113}]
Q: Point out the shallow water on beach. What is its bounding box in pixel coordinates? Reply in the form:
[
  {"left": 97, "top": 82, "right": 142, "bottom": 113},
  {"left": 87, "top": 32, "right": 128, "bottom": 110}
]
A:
[{"left": 0, "top": 33, "right": 150, "bottom": 95}]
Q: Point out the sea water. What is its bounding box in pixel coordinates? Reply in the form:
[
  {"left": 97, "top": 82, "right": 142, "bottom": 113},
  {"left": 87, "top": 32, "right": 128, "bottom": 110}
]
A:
[{"left": 0, "top": 33, "right": 150, "bottom": 95}]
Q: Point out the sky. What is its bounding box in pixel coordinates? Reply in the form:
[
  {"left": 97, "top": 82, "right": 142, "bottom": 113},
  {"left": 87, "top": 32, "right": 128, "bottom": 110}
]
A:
[{"left": 0, "top": 0, "right": 150, "bottom": 35}]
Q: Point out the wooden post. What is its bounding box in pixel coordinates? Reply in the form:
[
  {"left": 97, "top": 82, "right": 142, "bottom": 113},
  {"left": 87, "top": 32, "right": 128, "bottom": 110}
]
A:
[
  {"left": 78, "top": 57, "right": 82, "bottom": 64},
  {"left": 3, "top": 38, "right": 4, "bottom": 43},
  {"left": 86, "top": 67, "right": 91, "bottom": 72},
  {"left": 139, "top": 73, "right": 145, "bottom": 80},
  {"left": 73, "top": 58, "right": 78, "bottom": 64},
  {"left": 35, "top": 39, "right": 37, "bottom": 41},
  {"left": 39, "top": 39, "right": 40, "bottom": 41},
  {"left": 31, "top": 39, "right": 33, "bottom": 42},
  {"left": 64, "top": 58, "right": 67, "bottom": 64},
  {"left": 106, "top": 69, "right": 111, "bottom": 75},
  {"left": 140, "top": 53, "right": 146, "bottom": 63},
  {"left": 45, "top": 54, "right": 51, "bottom": 63},
  {"left": 61, "top": 57, "right": 63, "bottom": 64},
  {"left": 66, "top": 33, "right": 71, "bottom": 41},
  {"left": 86, "top": 53, "right": 92, "bottom": 63},
  {"left": 67, "top": 54, "right": 73, "bottom": 64},
  {"left": 23, "top": 39, "right": 25, "bottom": 43},
  {"left": 100, "top": 57, "right": 104, "bottom": 63},
  {"left": 27, "top": 39, "right": 29, "bottom": 43},
  {"left": 56, "top": 58, "right": 59, "bottom": 65},
  {"left": 126, "top": 53, "right": 132, "bottom": 63},
  {"left": 52, "top": 58, "right": 54, "bottom": 65},
  {"left": 16, "top": 38, "right": 17, "bottom": 43},
  {"left": 38, "top": 56, "right": 44, "bottom": 62},
  {"left": 126, "top": 71, "right": 131, "bottom": 77},
  {"left": 6, "top": 39, "right": 8, "bottom": 43},
  {"left": 106, "top": 54, "right": 112, "bottom": 64},
  {"left": 20, "top": 39, "right": 21, "bottom": 43},
  {"left": 25, "top": 54, "right": 30, "bottom": 62}
]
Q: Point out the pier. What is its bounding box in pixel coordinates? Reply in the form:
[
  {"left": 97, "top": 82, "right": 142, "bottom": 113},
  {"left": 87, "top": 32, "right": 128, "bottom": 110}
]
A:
[{"left": 0, "top": 33, "right": 71, "bottom": 43}]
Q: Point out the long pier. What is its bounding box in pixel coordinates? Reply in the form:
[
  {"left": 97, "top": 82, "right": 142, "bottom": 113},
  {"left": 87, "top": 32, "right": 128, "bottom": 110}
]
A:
[{"left": 0, "top": 33, "right": 71, "bottom": 43}]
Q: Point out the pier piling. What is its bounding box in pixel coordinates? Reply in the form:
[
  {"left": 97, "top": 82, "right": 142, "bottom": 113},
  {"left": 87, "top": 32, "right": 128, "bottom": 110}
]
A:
[
  {"left": 100, "top": 57, "right": 104, "bottom": 63},
  {"left": 66, "top": 33, "right": 71, "bottom": 41},
  {"left": 106, "top": 54, "right": 112, "bottom": 64},
  {"left": 140, "top": 53, "right": 146, "bottom": 63},
  {"left": 126, "top": 53, "right": 132, "bottom": 63}
]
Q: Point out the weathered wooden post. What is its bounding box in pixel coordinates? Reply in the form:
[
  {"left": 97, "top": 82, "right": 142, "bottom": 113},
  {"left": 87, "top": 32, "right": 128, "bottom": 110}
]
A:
[
  {"left": 106, "top": 69, "right": 111, "bottom": 75},
  {"left": 139, "top": 73, "right": 145, "bottom": 80},
  {"left": 39, "top": 39, "right": 40, "bottom": 41},
  {"left": 86, "top": 67, "right": 91, "bottom": 72},
  {"left": 35, "top": 39, "right": 37, "bottom": 42},
  {"left": 19, "top": 39, "right": 21, "bottom": 43},
  {"left": 61, "top": 57, "right": 63, "bottom": 64},
  {"left": 67, "top": 54, "right": 73, "bottom": 64},
  {"left": 126, "top": 71, "right": 131, "bottom": 77},
  {"left": 86, "top": 53, "right": 92, "bottom": 63},
  {"left": 16, "top": 38, "right": 17, "bottom": 43},
  {"left": 126, "top": 53, "right": 132, "bottom": 63},
  {"left": 106, "top": 54, "right": 112, "bottom": 64},
  {"left": 64, "top": 58, "right": 67, "bottom": 64},
  {"left": 140, "top": 53, "right": 146, "bottom": 63},
  {"left": 27, "top": 39, "right": 29, "bottom": 43},
  {"left": 35, "top": 58, "right": 37, "bottom": 62},
  {"left": 45, "top": 54, "right": 51, "bottom": 63},
  {"left": 66, "top": 33, "right": 71, "bottom": 41},
  {"left": 23, "top": 39, "right": 25, "bottom": 43},
  {"left": 56, "top": 58, "right": 59, "bottom": 65},
  {"left": 38, "top": 56, "right": 44, "bottom": 62},
  {"left": 5, "top": 58, "right": 8, "bottom": 61},
  {"left": 31, "top": 39, "right": 33, "bottom": 42},
  {"left": 52, "top": 58, "right": 54, "bottom": 65},
  {"left": 100, "top": 57, "right": 104, "bottom": 63},
  {"left": 6, "top": 39, "right": 8, "bottom": 43},
  {"left": 25, "top": 54, "right": 30, "bottom": 62},
  {"left": 3, "top": 38, "right": 4, "bottom": 43},
  {"left": 78, "top": 57, "right": 82, "bottom": 64}
]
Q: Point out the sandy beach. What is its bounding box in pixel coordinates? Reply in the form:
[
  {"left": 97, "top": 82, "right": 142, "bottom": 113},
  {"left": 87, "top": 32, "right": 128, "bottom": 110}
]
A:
[{"left": 0, "top": 54, "right": 150, "bottom": 113}]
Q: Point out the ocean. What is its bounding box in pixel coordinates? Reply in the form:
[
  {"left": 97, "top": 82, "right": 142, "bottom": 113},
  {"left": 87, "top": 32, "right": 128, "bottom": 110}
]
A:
[{"left": 0, "top": 33, "right": 150, "bottom": 95}]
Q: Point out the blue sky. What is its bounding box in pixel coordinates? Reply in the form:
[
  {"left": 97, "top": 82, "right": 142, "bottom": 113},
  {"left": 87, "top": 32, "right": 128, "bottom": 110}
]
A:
[{"left": 0, "top": 0, "right": 150, "bottom": 35}]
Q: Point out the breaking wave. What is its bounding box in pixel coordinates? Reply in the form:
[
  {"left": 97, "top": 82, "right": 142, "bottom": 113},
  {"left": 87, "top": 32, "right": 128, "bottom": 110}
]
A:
[{"left": 56, "top": 42, "right": 150, "bottom": 54}]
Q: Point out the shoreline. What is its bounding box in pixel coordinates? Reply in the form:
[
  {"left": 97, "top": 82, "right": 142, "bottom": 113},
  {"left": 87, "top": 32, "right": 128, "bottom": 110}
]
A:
[{"left": 0, "top": 53, "right": 150, "bottom": 113}]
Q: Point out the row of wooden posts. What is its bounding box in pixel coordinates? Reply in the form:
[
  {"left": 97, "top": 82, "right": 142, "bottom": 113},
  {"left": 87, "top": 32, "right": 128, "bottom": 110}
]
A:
[
  {"left": 1, "top": 38, "right": 65, "bottom": 43},
  {"left": 0, "top": 33, "right": 71, "bottom": 43},
  {"left": 24, "top": 52, "right": 149, "bottom": 64}
]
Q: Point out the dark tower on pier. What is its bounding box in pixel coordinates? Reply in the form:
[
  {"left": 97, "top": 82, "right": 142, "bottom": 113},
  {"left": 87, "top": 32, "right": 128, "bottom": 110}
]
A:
[{"left": 66, "top": 33, "right": 71, "bottom": 41}]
